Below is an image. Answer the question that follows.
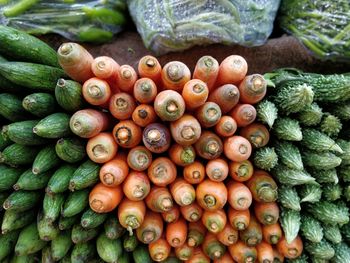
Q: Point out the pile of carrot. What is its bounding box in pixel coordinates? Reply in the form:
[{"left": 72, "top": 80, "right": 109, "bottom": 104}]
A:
[{"left": 57, "top": 43, "right": 303, "bottom": 262}]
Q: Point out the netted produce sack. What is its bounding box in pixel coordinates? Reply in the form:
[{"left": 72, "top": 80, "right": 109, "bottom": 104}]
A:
[
  {"left": 279, "top": 0, "right": 350, "bottom": 61},
  {"left": 0, "top": 0, "right": 127, "bottom": 43},
  {"left": 127, "top": 0, "right": 281, "bottom": 55}
]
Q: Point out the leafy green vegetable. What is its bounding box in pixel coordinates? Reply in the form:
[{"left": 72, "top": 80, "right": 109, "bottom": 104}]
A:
[
  {"left": 256, "top": 100, "right": 278, "bottom": 128},
  {"left": 280, "top": 208, "right": 300, "bottom": 244},
  {"left": 278, "top": 186, "right": 301, "bottom": 211},
  {"left": 300, "top": 214, "right": 323, "bottom": 243}
]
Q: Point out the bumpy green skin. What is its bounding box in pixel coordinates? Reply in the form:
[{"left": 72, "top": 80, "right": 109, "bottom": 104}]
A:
[
  {"left": 59, "top": 214, "right": 80, "bottom": 231},
  {"left": 22, "top": 93, "right": 56, "bottom": 118},
  {"left": 344, "top": 185, "right": 350, "bottom": 202},
  {"left": 331, "top": 242, "right": 350, "bottom": 263},
  {"left": 0, "top": 93, "right": 28, "bottom": 122},
  {"left": 253, "top": 147, "right": 278, "bottom": 171},
  {"left": 338, "top": 165, "right": 350, "bottom": 182},
  {"left": 37, "top": 213, "right": 59, "bottom": 241},
  {"left": 71, "top": 242, "right": 96, "bottom": 263},
  {"left": 96, "top": 232, "right": 122, "bottom": 262},
  {"left": 55, "top": 137, "right": 86, "bottom": 163},
  {"left": 51, "top": 230, "right": 72, "bottom": 261},
  {"left": 297, "top": 102, "right": 323, "bottom": 126},
  {"left": 3, "top": 190, "right": 41, "bottom": 212},
  {"left": 123, "top": 233, "right": 139, "bottom": 252},
  {"left": 69, "top": 160, "right": 100, "bottom": 191},
  {"left": 0, "top": 230, "right": 20, "bottom": 260},
  {"left": 10, "top": 254, "right": 38, "bottom": 263},
  {"left": 41, "top": 245, "right": 54, "bottom": 262},
  {"left": 43, "top": 193, "right": 65, "bottom": 222},
  {"left": 33, "top": 112, "right": 71, "bottom": 139},
  {"left": 302, "top": 151, "right": 342, "bottom": 170},
  {"left": 286, "top": 254, "right": 309, "bottom": 263},
  {"left": 32, "top": 145, "right": 61, "bottom": 175},
  {"left": 46, "top": 164, "right": 76, "bottom": 194},
  {"left": 337, "top": 139, "right": 350, "bottom": 165},
  {"left": 274, "top": 141, "right": 303, "bottom": 170},
  {"left": 55, "top": 79, "right": 85, "bottom": 112},
  {"left": 278, "top": 186, "right": 301, "bottom": 211},
  {"left": 14, "top": 168, "right": 51, "bottom": 191},
  {"left": 323, "top": 224, "right": 342, "bottom": 244},
  {"left": 272, "top": 165, "right": 316, "bottom": 186},
  {"left": 305, "top": 240, "right": 335, "bottom": 260},
  {"left": 1, "top": 209, "right": 36, "bottom": 234},
  {"left": 0, "top": 131, "right": 12, "bottom": 151},
  {"left": 71, "top": 223, "right": 99, "bottom": 244},
  {"left": 104, "top": 216, "right": 126, "bottom": 240},
  {"left": 280, "top": 208, "right": 301, "bottom": 244},
  {"left": 311, "top": 169, "right": 339, "bottom": 184},
  {"left": 308, "top": 201, "right": 349, "bottom": 226},
  {"left": 80, "top": 208, "right": 108, "bottom": 229},
  {"left": 273, "top": 117, "right": 302, "bottom": 141},
  {"left": 256, "top": 99, "right": 278, "bottom": 128},
  {"left": 61, "top": 189, "right": 89, "bottom": 217},
  {"left": 300, "top": 214, "right": 323, "bottom": 243},
  {"left": 0, "top": 165, "right": 24, "bottom": 191},
  {"left": 323, "top": 184, "right": 342, "bottom": 201},
  {"left": 14, "top": 223, "right": 47, "bottom": 256},
  {"left": 299, "top": 184, "right": 322, "bottom": 203},
  {"left": 311, "top": 257, "right": 329, "bottom": 263},
  {"left": 320, "top": 113, "right": 343, "bottom": 138},
  {"left": 330, "top": 102, "right": 350, "bottom": 121},
  {"left": 133, "top": 245, "right": 152, "bottom": 263},
  {"left": 301, "top": 128, "right": 343, "bottom": 154},
  {"left": 0, "top": 143, "right": 40, "bottom": 166}
]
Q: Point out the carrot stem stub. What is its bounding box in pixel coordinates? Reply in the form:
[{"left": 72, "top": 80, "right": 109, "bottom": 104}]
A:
[
  {"left": 154, "top": 90, "right": 186, "bottom": 121},
  {"left": 194, "top": 131, "right": 223, "bottom": 160},
  {"left": 142, "top": 123, "right": 171, "bottom": 154},
  {"left": 202, "top": 233, "right": 226, "bottom": 260},
  {"left": 127, "top": 146, "right": 152, "bottom": 171},
  {"left": 112, "top": 120, "right": 142, "bottom": 149}
]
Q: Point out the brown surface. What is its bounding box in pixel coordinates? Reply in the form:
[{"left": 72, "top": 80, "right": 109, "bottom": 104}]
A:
[{"left": 44, "top": 31, "right": 350, "bottom": 74}]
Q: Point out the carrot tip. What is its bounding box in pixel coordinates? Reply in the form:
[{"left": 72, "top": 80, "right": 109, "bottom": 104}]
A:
[
  {"left": 103, "top": 173, "right": 115, "bottom": 185},
  {"left": 192, "top": 171, "right": 201, "bottom": 179},
  {"left": 145, "top": 58, "right": 156, "bottom": 67},
  {"left": 190, "top": 213, "right": 200, "bottom": 221},
  {"left": 161, "top": 198, "right": 173, "bottom": 211},
  {"left": 167, "top": 64, "right": 183, "bottom": 81},
  {"left": 181, "top": 127, "right": 195, "bottom": 140},
  {"left": 237, "top": 197, "right": 249, "bottom": 208},
  {"left": 188, "top": 238, "right": 196, "bottom": 247},
  {"left": 142, "top": 231, "right": 155, "bottom": 243},
  {"left": 172, "top": 238, "right": 180, "bottom": 246},
  {"left": 181, "top": 193, "right": 193, "bottom": 206},
  {"left": 59, "top": 43, "right": 73, "bottom": 55},
  {"left": 147, "top": 129, "right": 161, "bottom": 142},
  {"left": 236, "top": 222, "right": 246, "bottom": 230}
]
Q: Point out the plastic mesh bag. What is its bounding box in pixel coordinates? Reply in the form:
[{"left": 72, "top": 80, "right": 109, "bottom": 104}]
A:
[
  {"left": 279, "top": 0, "right": 350, "bottom": 61},
  {"left": 127, "top": 0, "right": 281, "bottom": 55},
  {"left": 0, "top": 0, "right": 127, "bottom": 43}
]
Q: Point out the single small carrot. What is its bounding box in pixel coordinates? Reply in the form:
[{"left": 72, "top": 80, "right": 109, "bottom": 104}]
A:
[
  {"left": 136, "top": 211, "right": 163, "bottom": 244},
  {"left": 147, "top": 157, "right": 177, "bottom": 186},
  {"left": 216, "top": 222, "right": 238, "bottom": 246},
  {"left": 175, "top": 242, "right": 194, "bottom": 261},
  {"left": 196, "top": 179, "right": 227, "bottom": 211},
  {"left": 239, "top": 74, "right": 267, "bottom": 104},
  {"left": 194, "top": 131, "right": 223, "bottom": 160},
  {"left": 208, "top": 84, "right": 240, "bottom": 114},
  {"left": 240, "top": 123, "right": 270, "bottom": 148},
  {"left": 118, "top": 198, "right": 146, "bottom": 234},
  {"left": 91, "top": 56, "right": 120, "bottom": 80},
  {"left": 202, "top": 209, "right": 227, "bottom": 234},
  {"left": 256, "top": 241, "right": 274, "bottom": 263},
  {"left": 224, "top": 136, "right": 252, "bottom": 162},
  {"left": 213, "top": 251, "right": 234, "bottom": 263},
  {"left": 230, "top": 104, "right": 257, "bottom": 127},
  {"left": 202, "top": 232, "right": 226, "bottom": 260},
  {"left": 149, "top": 235, "right": 171, "bottom": 262},
  {"left": 127, "top": 146, "right": 152, "bottom": 171},
  {"left": 112, "top": 120, "right": 142, "bottom": 148},
  {"left": 183, "top": 161, "right": 206, "bottom": 185},
  {"left": 82, "top": 77, "right": 112, "bottom": 106},
  {"left": 246, "top": 170, "right": 278, "bottom": 203},
  {"left": 57, "top": 42, "right": 94, "bottom": 83},
  {"left": 180, "top": 202, "right": 203, "bottom": 222},
  {"left": 227, "top": 181, "right": 252, "bottom": 211},
  {"left": 161, "top": 205, "right": 180, "bottom": 223},
  {"left": 169, "top": 144, "right": 196, "bottom": 167},
  {"left": 86, "top": 132, "right": 118, "bottom": 164},
  {"left": 195, "top": 102, "right": 222, "bottom": 128},
  {"left": 99, "top": 158, "right": 129, "bottom": 187},
  {"left": 145, "top": 186, "right": 174, "bottom": 213},
  {"left": 161, "top": 61, "right": 191, "bottom": 92},
  {"left": 254, "top": 202, "right": 280, "bottom": 226},
  {"left": 132, "top": 104, "right": 158, "bottom": 127},
  {"left": 214, "top": 116, "right": 237, "bottom": 137},
  {"left": 170, "top": 178, "right": 196, "bottom": 207},
  {"left": 239, "top": 216, "right": 263, "bottom": 247},
  {"left": 276, "top": 235, "right": 303, "bottom": 259},
  {"left": 229, "top": 160, "right": 254, "bottom": 182},
  {"left": 138, "top": 55, "right": 162, "bottom": 84},
  {"left": 109, "top": 92, "right": 136, "bottom": 120},
  {"left": 187, "top": 221, "right": 207, "bottom": 247},
  {"left": 116, "top": 65, "right": 138, "bottom": 93},
  {"left": 143, "top": 123, "right": 171, "bottom": 154},
  {"left": 182, "top": 79, "right": 209, "bottom": 110},
  {"left": 273, "top": 247, "right": 285, "bottom": 263},
  {"left": 262, "top": 223, "right": 282, "bottom": 245},
  {"left": 166, "top": 218, "right": 188, "bottom": 247},
  {"left": 216, "top": 55, "right": 248, "bottom": 86},
  {"left": 122, "top": 171, "right": 150, "bottom": 201},
  {"left": 193, "top": 55, "right": 219, "bottom": 91},
  {"left": 133, "top": 77, "right": 158, "bottom": 104},
  {"left": 89, "top": 183, "right": 123, "bottom": 213},
  {"left": 70, "top": 109, "right": 109, "bottom": 138},
  {"left": 228, "top": 240, "right": 257, "bottom": 263},
  {"left": 205, "top": 158, "right": 229, "bottom": 182},
  {"left": 170, "top": 114, "right": 202, "bottom": 146},
  {"left": 185, "top": 247, "right": 210, "bottom": 263},
  {"left": 154, "top": 90, "right": 186, "bottom": 121},
  {"left": 228, "top": 207, "right": 250, "bottom": 231}
]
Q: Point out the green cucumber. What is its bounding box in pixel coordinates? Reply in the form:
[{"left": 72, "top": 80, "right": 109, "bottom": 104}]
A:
[
  {"left": 118, "top": 252, "right": 130, "bottom": 263},
  {"left": 71, "top": 242, "right": 96, "bottom": 263},
  {"left": 0, "top": 143, "right": 40, "bottom": 167},
  {"left": 104, "top": 215, "right": 126, "bottom": 240},
  {"left": 13, "top": 168, "right": 52, "bottom": 191},
  {"left": 10, "top": 254, "right": 38, "bottom": 263},
  {"left": 46, "top": 164, "right": 77, "bottom": 194},
  {"left": 0, "top": 25, "right": 59, "bottom": 67},
  {"left": 41, "top": 245, "right": 54, "bottom": 263},
  {"left": 55, "top": 79, "right": 84, "bottom": 112},
  {"left": 0, "top": 75, "right": 24, "bottom": 94},
  {"left": 69, "top": 160, "right": 100, "bottom": 191},
  {"left": 14, "top": 223, "right": 47, "bottom": 256},
  {"left": 0, "top": 230, "right": 20, "bottom": 260},
  {"left": 0, "top": 131, "right": 12, "bottom": 151},
  {"left": 133, "top": 245, "right": 152, "bottom": 263},
  {"left": 51, "top": 230, "right": 72, "bottom": 261},
  {"left": 123, "top": 233, "right": 138, "bottom": 252},
  {"left": 0, "top": 93, "right": 28, "bottom": 122},
  {"left": 3, "top": 190, "right": 41, "bottom": 212},
  {"left": 59, "top": 214, "right": 80, "bottom": 231},
  {"left": 43, "top": 193, "right": 65, "bottom": 222},
  {"left": 59, "top": 253, "right": 71, "bottom": 263},
  {"left": 96, "top": 232, "right": 122, "bottom": 263},
  {"left": 0, "top": 62, "right": 66, "bottom": 91},
  {"left": 55, "top": 137, "right": 86, "bottom": 163},
  {"left": 61, "top": 189, "right": 89, "bottom": 217},
  {"left": 0, "top": 192, "right": 9, "bottom": 211},
  {"left": 32, "top": 145, "right": 61, "bottom": 175},
  {"left": 37, "top": 212, "right": 60, "bottom": 241},
  {"left": 22, "top": 93, "right": 56, "bottom": 118},
  {"left": 1, "top": 209, "right": 36, "bottom": 234},
  {"left": 71, "top": 223, "right": 99, "bottom": 244},
  {"left": 81, "top": 208, "right": 108, "bottom": 229},
  {"left": 2, "top": 120, "right": 49, "bottom": 146},
  {"left": 33, "top": 113, "right": 71, "bottom": 139},
  {"left": 0, "top": 165, "right": 24, "bottom": 191}
]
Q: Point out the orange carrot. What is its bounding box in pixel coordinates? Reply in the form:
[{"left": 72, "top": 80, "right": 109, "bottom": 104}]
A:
[
  {"left": 132, "top": 104, "right": 158, "bottom": 127},
  {"left": 161, "top": 61, "right": 191, "bottom": 92},
  {"left": 230, "top": 104, "right": 256, "bottom": 127},
  {"left": 180, "top": 202, "right": 203, "bottom": 222},
  {"left": 99, "top": 158, "right": 129, "bottom": 187},
  {"left": 118, "top": 198, "right": 146, "bottom": 234},
  {"left": 169, "top": 144, "right": 196, "bottom": 167},
  {"left": 193, "top": 55, "right": 219, "bottom": 91},
  {"left": 175, "top": 243, "right": 194, "bottom": 261},
  {"left": 246, "top": 170, "right": 278, "bottom": 203},
  {"left": 57, "top": 42, "right": 94, "bottom": 82},
  {"left": 185, "top": 247, "right": 210, "bottom": 263},
  {"left": 138, "top": 55, "right": 162, "bottom": 84},
  {"left": 239, "top": 216, "right": 263, "bottom": 247},
  {"left": 183, "top": 161, "right": 206, "bottom": 185},
  {"left": 273, "top": 247, "right": 285, "bottom": 263},
  {"left": 194, "top": 131, "right": 223, "bottom": 160},
  {"left": 154, "top": 90, "right": 186, "bottom": 121},
  {"left": 170, "top": 114, "right": 202, "bottom": 146},
  {"left": 143, "top": 123, "right": 171, "bottom": 153},
  {"left": 213, "top": 251, "right": 234, "bottom": 263},
  {"left": 254, "top": 202, "right": 280, "bottom": 226},
  {"left": 145, "top": 186, "right": 174, "bottom": 213},
  {"left": 202, "top": 233, "right": 226, "bottom": 260},
  {"left": 216, "top": 55, "right": 248, "bottom": 86},
  {"left": 208, "top": 84, "right": 240, "bottom": 114},
  {"left": 122, "top": 171, "right": 150, "bottom": 201},
  {"left": 91, "top": 56, "right": 119, "bottom": 80},
  {"left": 216, "top": 222, "right": 238, "bottom": 246},
  {"left": 162, "top": 205, "right": 180, "bottom": 223},
  {"left": 127, "top": 146, "right": 152, "bottom": 171},
  {"left": 224, "top": 136, "right": 252, "bottom": 162},
  {"left": 82, "top": 77, "right": 111, "bottom": 106},
  {"left": 149, "top": 235, "right": 171, "bottom": 262},
  {"left": 228, "top": 207, "right": 250, "bottom": 231},
  {"left": 112, "top": 120, "right": 142, "bottom": 148},
  {"left": 136, "top": 211, "right": 163, "bottom": 244},
  {"left": 262, "top": 223, "right": 282, "bottom": 245},
  {"left": 187, "top": 221, "right": 207, "bottom": 247},
  {"left": 214, "top": 116, "right": 237, "bottom": 137},
  {"left": 133, "top": 77, "right": 158, "bottom": 104},
  {"left": 227, "top": 181, "right": 252, "bottom": 211},
  {"left": 86, "top": 132, "right": 118, "bottom": 163},
  {"left": 181, "top": 79, "right": 209, "bottom": 110},
  {"left": 205, "top": 158, "right": 229, "bottom": 182},
  {"left": 202, "top": 209, "right": 227, "bottom": 234},
  {"left": 229, "top": 160, "right": 254, "bottom": 182},
  {"left": 116, "top": 65, "right": 138, "bottom": 93},
  {"left": 240, "top": 123, "right": 270, "bottom": 148},
  {"left": 256, "top": 241, "right": 274, "bottom": 263},
  {"left": 196, "top": 180, "right": 227, "bottom": 211},
  {"left": 228, "top": 240, "right": 257, "bottom": 263},
  {"left": 277, "top": 235, "right": 303, "bottom": 259},
  {"left": 170, "top": 178, "right": 196, "bottom": 207},
  {"left": 166, "top": 218, "right": 188, "bottom": 247},
  {"left": 239, "top": 74, "right": 267, "bottom": 104},
  {"left": 89, "top": 183, "right": 123, "bottom": 213},
  {"left": 148, "top": 157, "right": 177, "bottom": 186},
  {"left": 109, "top": 92, "right": 136, "bottom": 120},
  {"left": 195, "top": 102, "right": 222, "bottom": 128}
]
